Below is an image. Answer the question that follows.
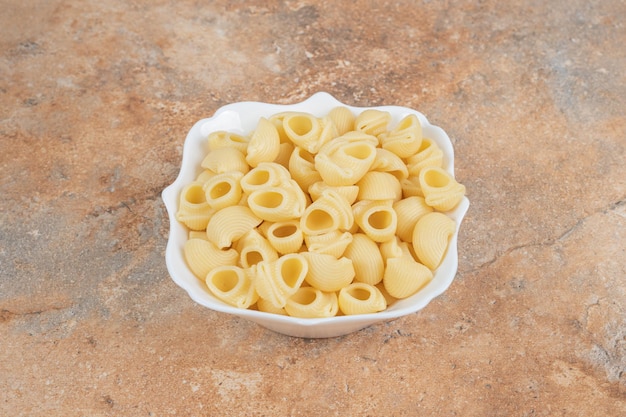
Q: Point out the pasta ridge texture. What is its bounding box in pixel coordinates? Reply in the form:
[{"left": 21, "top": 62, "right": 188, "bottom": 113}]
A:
[
  {"left": 412, "top": 212, "right": 456, "bottom": 270},
  {"left": 206, "top": 205, "right": 263, "bottom": 249},
  {"left": 419, "top": 166, "right": 466, "bottom": 211},
  {"left": 246, "top": 117, "right": 281, "bottom": 167},
  {"left": 176, "top": 182, "right": 215, "bottom": 231},
  {"left": 183, "top": 238, "right": 239, "bottom": 280},
  {"left": 254, "top": 253, "right": 308, "bottom": 308},
  {"left": 206, "top": 265, "right": 259, "bottom": 309},
  {"left": 338, "top": 283, "right": 387, "bottom": 315},
  {"left": 301, "top": 252, "right": 355, "bottom": 292},
  {"left": 285, "top": 287, "right": 339, "bottom": 318}
]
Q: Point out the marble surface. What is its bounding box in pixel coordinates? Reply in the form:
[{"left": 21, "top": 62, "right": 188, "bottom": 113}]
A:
[{"left": 1, "top": 0, "right": 625, "bottom": 415}]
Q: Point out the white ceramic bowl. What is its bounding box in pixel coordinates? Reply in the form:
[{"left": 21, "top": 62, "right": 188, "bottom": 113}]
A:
[{"left": 162, "top": 92, "right": 469, "bottom": 338}]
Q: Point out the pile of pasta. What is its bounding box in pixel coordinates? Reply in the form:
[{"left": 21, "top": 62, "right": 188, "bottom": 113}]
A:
[{"left": 176, "top": 107, "right": 465, "bottom": 318}]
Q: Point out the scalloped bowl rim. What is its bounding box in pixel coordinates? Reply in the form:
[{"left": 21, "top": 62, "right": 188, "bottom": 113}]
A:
[{"left": 162, "top": 92, "right": 469, "bottom": 338}]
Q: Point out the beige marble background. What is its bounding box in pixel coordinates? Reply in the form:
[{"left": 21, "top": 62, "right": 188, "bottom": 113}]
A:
[{"left": 1, "top": 0, "right": 625, "bottom": 415}]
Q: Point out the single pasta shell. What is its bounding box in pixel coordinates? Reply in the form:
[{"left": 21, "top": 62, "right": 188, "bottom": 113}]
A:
[
  {"left": 183, "top": 238, "right": 238, "bottom": 280},
  {"left": 301, "top": 252, "right": 355, "bottom": 292},
  {"left": 247, "top": 183, "right": 307, "bottom": 222},
  {"left": 353, "top": 200, "right": 398, "bottom": 243},
  {"left": 328, "top": 106, "right": 355, "bottom": 136},
  {"left": 206, "top": 265, "right": 259, "bottom": 309},
  {"left": 419, "top": 166, "right": 466, "bottom": 211},
  {"left": 203, "top": 171, "right": 244, "bottom": 210},
  {"left": 205, "top": 205, "right": 262, "bottom": 249},
  {"left": 343, "top": 233, "right": 384, "bottom": 286},
  {"left": 246, "top": 117, "right": 281, "bottom": 167},
  {"left": 201, "top": 147, "right": 250, "bottom": 174},
  {"left": 411, "top": 212, "right": 456, "bottom": 270},
  {"left": 282, "top": 112, "right": 322, "bottom": 151},
  {"left": 379, "top": 114, "right": 422, "bottom": 158},
  {"left": 356, "top": 171, "right": 403, "bottom": 202},
  {"left": 383, "top": 254, "right": 433, "bottom": 299},
  {"left": 338, "top": 282, "right": 387, "bottom": 315},
  {"left": 285, "top": 287, "right": 339, "bottom": 318},
  {"left": 355, "top": 109, "right": 391, "bottom": 137},
  {"left": 266, "top": 220, "right": 304, "bottom": 255},
  {"left": 176, "top": 182, "right": 214, "bottom": 230}
]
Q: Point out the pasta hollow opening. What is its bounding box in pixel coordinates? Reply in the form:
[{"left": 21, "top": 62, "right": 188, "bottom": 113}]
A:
[
  {"left": 344, "top": 144, "right": 372, "bottom": 160},
  {"left": 245, "top": 251, "right": 263, "bottom": 266},
  {"left": 368, "top": 210, "right": 393, "bottom": 229},
  {"left": 281, "top": 258, "right": 305, "bottom": 288},
  {"left": 306, "top": 209, "right": 333, "bottom": 231},
  {"left": 424, "top": 169, "right": 450, "bottom": 188},
  {"left": 210, "top": 270, "right": 239, "bottom": 292},
  {"left": 209, "top": 182, "right": 232, "bottom": 199},
  {"left": 273, "top": 224, "right": 297, "bottom": 238},
  {"left": 185, "top": 184, "right": 206, "bottom": 204},
  {"left": 247, "top": 170, "right": 270, "bottom": 186},
  {"left": 252, "top": 191, "right": 284, "bottom": 208},
  {"left": 288, "top": 116, "right": 313, "bottom": 135},
  {"left": 297, "top": 148, "right": 315, "bottom": 163},
  {"left": 348, "top": 287, "right": 372, "bottom": 301}
]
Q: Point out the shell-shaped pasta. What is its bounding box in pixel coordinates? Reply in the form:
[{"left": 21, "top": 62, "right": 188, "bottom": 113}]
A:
[
  {"left": 202, "top": 171, "right": 244, "bottom": 210},
  {"left": 379, "top": 114, "right": 422, "bottom": 158},
  {"left": 266, "top": 220, "right": 304, "bottom": 255},
  {"left": 257, "top": 297, "right": 287, "bottom": 315},
  {"left": 285, "top": 286, "right": 339, "bottom": 318},
  {"left": 274, "top": 141, "right": 294, "bottom": 169},
  {"left": 183, "top": 238, "right": 238, "bottom": 280},
  {"left": 419, "top": 166, "right": 466, "bottom": 211},
  {"left": 400, "top": 176, "right": 424, "bottom": 198},
  {"left": 195, "top": 169, "right": 217, "bottom": 185},
  {"left": 240, "top": 162, "right": 292, "bottom": 194},
  {"left": 201, "top": 147, "right": 250, "bottom": 175},
  {"left": 207, "top": 130, "right": 249, "bottom": 154},
  {"left": 246, "top": 117, "right": 281, "bottom": 167},
  {"left": 247, "top": 181, "right": 307, "bottom": 222},
  {"left": 412, "top": 212, "right": 456, "bottom": 270},
  {"left": 328, "top": 106, "right": 355, "bottom": 135},
  {"left": 343, "top": 233, "right": 384, "bottom": 286},
  {"left": 206, "top": 265, "right": 259, "bottom": 309},
  {"left": 289, "top": 147, "right": 322, "bottom": 193},
  {"left": 355, "top": 109, "right": 391, "bottom": 137},
  {"left": 383, "top": 251, "right": 433, "bottom": 299},
  {"left": 301, "top": 252, "right": 355, "bottom": 292},
  {"left": 205, "top": 205, "right": 262, "bottom": 249},
  {"left": 282, "top": 112, "right": 322, "bottom": 151},
  {"left": 315, "top": 137, "right": 377, "bottom": 186},
  {"left": 356, "top": 171, "right": 403, "bottom": 202},
  {"left": 253, "top": 253, "right": 308, "bottom": 308},
  {"left": 304, "top": 230, "right": 353, "bottom": 258},
  {"left": 393, "top": 196, "right": 434, "bottom": 242},
  {"left": 370, "top": 148, "right": 409, "bottom": 181},
  {"left": 353, "top": 200, "right": 398, "bottom": 243},
  {"left": 406, "top": 138, "right": 444, "bottom": 176},
  {"left": 338, "top": 282, "right": 387, "bottom": 315},
  {"left": 235, "top": 229, "right": 278, "bottom": 268},
  {"left": 300, "top": 189, "right": 354, "bottom": 235},
  {"left": 308, "top": 182, "right": 359, "bottom": 205},
  {"left": 176, "top": 182, "right": 215, "bottom": 230}
]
